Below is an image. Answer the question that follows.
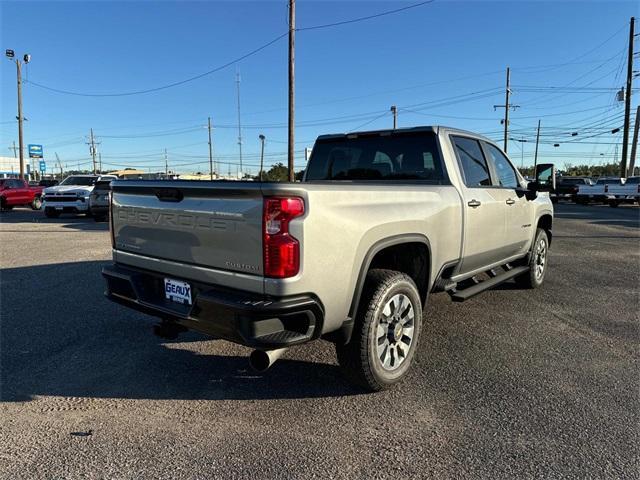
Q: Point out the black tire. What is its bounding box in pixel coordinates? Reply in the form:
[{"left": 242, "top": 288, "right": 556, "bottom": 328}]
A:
[
  {"left": 608, "top": 200, "right": 620, "bottom": 208},
  {"left": 44, "top": 207, "right": 60, "bottom": 218},
  {"left": 515, "top": 228, "right": 549, "bottom": 289},
  {"left": 336, "top": 269, "right": 422, "bottom": 392},
  {"left": 0, "top": 197, "right": 9, "bottom": 211},
  {"left": 31, "top": 196, "right": 42, "bottom": 210}
]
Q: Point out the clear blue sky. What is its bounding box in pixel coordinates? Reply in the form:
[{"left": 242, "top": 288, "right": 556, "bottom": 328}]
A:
[{"left": 1, "top": 0, "right": 637, "bottom": 175}]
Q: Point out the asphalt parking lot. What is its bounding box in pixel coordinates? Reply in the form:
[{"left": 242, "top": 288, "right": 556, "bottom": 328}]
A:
[{"left": 1, "top": 203, "right": 638, "bottom": 479}]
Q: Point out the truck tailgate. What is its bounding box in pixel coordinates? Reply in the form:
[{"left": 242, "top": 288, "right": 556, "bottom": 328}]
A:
[{"left": 111, "top": 181, "right": 264, "bottom": 276}]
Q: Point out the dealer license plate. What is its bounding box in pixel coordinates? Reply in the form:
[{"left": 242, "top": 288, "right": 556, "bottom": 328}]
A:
[{"left": 164, "top": 278, "right": 192, "bottom": 305}]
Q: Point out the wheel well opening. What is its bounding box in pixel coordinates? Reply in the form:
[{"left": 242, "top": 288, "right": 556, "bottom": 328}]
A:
[
  {"left": 537, "top": 214, "right": 553, "bottom": 245},
  {"left": 368, "top": 242, "right": 430, "bottom": 305}
]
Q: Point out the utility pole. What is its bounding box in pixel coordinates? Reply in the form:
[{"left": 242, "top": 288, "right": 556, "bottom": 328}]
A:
[
  {"left": 620, "top": 16, "right": 635, "bottom": 178},
  {"left": 503, "top": 68, "right": 511, "bottom": 153},
  {"left": 99, "top": 153, "right": 102, "bottom": 173},
  {"left": 534, "top": 120, "right": 541, "bottom": 169},
  {"left": 390, "top": 105, "right": 398, "bottom": 129},
  {"left": 55, "top": 152, "right": 63, "bottom": 179},
  {"left": 236, "top": 72, "right": 243, "bottom": 176},
  {"left": 88, "top": 128, "right": 98, "bottom": 174},
  {"left": 164, "top": 148, "right": 168, "bottom": 177},
  {"left": 493, "top": 67, "right": 519, "bottom": 153},
  {"left": 208, "top": 116, "right": 214, "bottom": 180},
  {"left": 259, "top": 134, "right": 266, "bottom": 182},
  {"left": 287, "top": 0, "right": 296, "bottom": 181},
  {"left": 629, "top": 105, "right": 640, "bottom": 176},
  {"left": 9, "top": 141, "right": 18, "bottom": 158}
]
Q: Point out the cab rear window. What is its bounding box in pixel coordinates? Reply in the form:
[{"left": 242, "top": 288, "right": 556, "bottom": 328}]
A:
[{"left": 305, "top": 132, "right": 445, "bottom": 182}]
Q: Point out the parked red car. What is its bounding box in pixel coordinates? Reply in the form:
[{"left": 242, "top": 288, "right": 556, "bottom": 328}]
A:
[{"left": 0, "top": 178, "right": 44, "bottom": 211}]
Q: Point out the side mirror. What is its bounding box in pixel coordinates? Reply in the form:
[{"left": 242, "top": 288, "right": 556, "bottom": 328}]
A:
[{"left": 533, "top": 163, "right": 556, "bottom": 192}]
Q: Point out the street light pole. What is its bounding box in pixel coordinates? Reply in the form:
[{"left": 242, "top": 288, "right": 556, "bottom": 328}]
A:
[
  {"left": 259, "top": 134, "right": 266, "bottom": 182},
  {"left": 15, "top": 59, "right": 25, "bottom": 180},
  {"left": 6, "top": 50, "right": 30, "bottom": 180},
  {"left": 208, "top": 116, "right": 214, "bottom": 180}
]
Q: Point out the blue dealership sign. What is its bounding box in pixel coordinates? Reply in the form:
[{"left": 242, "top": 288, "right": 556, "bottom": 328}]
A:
[
  {"left": 28, "top": 144, "right": 43, "bottom": 158},
  {"left": 39, "top": 160, "right": 46, "bottom": 173}
]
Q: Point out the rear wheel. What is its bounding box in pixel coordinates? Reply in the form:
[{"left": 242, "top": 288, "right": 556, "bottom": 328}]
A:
[
  {"left": 336, "top": 269, "right": 422, "bottom": 391},
  {"left": 31, "top": 196, "right": 42, "bottom": 210},
  {"left": 608, "top": 200, "right": 620, "bottom": 208},
  {"left": 44, "top": 207, "right": 60, "bottom": 218},
  {"left": 515, "top": 228, "right": 549, "bottom": 289}
]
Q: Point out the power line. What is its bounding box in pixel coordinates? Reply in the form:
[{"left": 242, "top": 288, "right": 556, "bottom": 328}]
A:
[
  {"left": 297, "top": 0, "right": 435, "bottom": 31},
  {"left": 24, "top": 1, "right": 437, "bottom": 98},
  {"left": 27, "top": 32, "right": 288, "bottom": 97}
]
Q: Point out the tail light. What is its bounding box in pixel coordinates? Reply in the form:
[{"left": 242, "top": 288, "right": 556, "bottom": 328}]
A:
[
  {"left": 108, "top": 191, "right": 115, "bottom": 248},
  {"left": 263, "top": 196, "right": 304, "bottom": 278}
]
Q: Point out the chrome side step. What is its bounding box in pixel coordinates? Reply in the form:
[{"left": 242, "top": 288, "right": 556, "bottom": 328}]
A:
[{"left": 448, "top": 266, "right": 529, "bottom": 302}]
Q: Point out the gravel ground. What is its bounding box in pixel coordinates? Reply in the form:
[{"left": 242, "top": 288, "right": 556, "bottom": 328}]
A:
[{"left": 1, "top": 203, "right": 638, "bottom": 479}]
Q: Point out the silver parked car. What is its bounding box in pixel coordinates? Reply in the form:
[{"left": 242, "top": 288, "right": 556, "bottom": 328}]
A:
[{"left": 88, "top": 179, "right": 112, "bottom": 222}]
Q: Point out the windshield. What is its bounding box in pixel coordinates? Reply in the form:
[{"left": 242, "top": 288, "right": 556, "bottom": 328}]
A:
[
  {"left": 60, "top": 176, "right": 97, "bottom": 186},
  {"left": 305, "top": 132, "right": 445, "bottom": 182}
]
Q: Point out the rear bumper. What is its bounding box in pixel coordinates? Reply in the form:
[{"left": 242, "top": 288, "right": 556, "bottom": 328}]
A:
[
  {"left": 102, "top": 263, "right": 324, "bottom": 349},
  {"left": 90, "top": 205, "right": 109, "bottom": 215}
]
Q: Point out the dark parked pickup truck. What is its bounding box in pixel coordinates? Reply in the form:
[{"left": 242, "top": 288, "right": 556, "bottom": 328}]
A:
[{"left": 0, "top": 178, "right": 43, "bottom": 211}]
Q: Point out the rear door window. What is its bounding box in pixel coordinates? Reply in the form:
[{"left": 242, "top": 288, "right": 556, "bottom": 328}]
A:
[
  {"left": 483, "top": 142, "right": 519, "bottom": 189},
  {"left": 452, "top": 136, "right": 491, "bottom": 187}
]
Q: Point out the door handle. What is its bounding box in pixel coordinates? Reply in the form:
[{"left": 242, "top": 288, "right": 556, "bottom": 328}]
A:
[
  {"left": 506, "top": 198, "right": 516, "bottom": 205},
  {"left": 467, "top": 199, "right": 481, "bottom": 208}
]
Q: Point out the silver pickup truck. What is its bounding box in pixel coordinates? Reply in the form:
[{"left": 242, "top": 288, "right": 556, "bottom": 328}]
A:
[{"left": 103, "top": 126, "right": 555, "bottom": 391}]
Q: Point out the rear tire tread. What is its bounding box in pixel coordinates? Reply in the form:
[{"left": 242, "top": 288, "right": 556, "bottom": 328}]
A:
[{"left": 336, "top": 269, "right": 421, "bottom": 392}]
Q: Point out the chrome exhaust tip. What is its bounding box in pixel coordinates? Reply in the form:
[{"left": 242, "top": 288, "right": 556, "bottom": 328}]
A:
[{"left": 249, "top": 348, "right": 288, "bottom": 372}]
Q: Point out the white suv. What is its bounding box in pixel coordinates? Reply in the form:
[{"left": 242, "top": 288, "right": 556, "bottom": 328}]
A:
[{"left": 43, "top": 175, "right": 117, "bottom": 218}]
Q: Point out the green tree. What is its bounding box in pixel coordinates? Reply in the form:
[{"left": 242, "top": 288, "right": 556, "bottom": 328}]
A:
[{"left": 254, "top": 162, "right": 305, "bottom": 182}]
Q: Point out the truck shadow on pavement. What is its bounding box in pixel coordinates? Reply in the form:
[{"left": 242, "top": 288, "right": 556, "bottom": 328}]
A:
[{"left": 0, "top": 261, "right": 361, "bottom": 402}]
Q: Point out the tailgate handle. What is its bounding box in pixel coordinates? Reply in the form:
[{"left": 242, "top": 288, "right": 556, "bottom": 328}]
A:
[{"left": 154, "top": 188, "right": 183, "bottom": 202}]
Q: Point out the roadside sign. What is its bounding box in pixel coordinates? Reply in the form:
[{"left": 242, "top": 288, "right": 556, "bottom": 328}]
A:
[
  {"left": 39, "top": 160, "right": 46, "bottom": 173},
  {"left": 28, "top": 144, "right": 43, "bottom": 158}
]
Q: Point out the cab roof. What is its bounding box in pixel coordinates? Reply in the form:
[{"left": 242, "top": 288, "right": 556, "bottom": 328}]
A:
[{"left": 316, "top": 125, "right": 495, "bottom": 144}]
